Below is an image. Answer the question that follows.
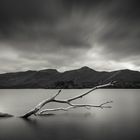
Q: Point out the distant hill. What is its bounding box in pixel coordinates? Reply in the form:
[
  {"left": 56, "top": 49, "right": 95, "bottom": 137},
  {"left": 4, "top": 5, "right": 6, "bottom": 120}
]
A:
[{"left": 0, "top": 66, "right": 140, "bottom": 89}]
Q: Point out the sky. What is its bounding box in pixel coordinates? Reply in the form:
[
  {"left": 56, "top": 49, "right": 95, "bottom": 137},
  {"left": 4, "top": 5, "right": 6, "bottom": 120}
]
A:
[{"left": 0, "top": 0, "right": 140, "bottom": 73}]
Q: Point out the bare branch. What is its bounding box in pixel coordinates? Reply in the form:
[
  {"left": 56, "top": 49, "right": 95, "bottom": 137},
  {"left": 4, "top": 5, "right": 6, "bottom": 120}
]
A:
[
  {"left": 53, "top": 82, "right": 114, "bottom": 105},
  {"left": 39, "top": 101, "right": 113, "bottom": 115},
  {"left": 39, "top": 106, "right": 74, "bottom": 114},
  {"left": 70, "top": 101, "right": 113, "bottom": 108},
  {"left": 52, "top": 89, "right": 62, "bottom": 99},
  {"left": 20, "top": 82, "right": 114, "bottom": 118},
  {"left": 68, "top": 82, "right": 114, "bottom": 102},
  {"left": 20, "top": 90, "right": 61, "bottom": 118}
]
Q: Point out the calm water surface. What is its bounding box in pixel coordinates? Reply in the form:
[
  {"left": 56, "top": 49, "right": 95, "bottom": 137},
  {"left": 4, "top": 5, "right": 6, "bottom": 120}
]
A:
[{"left": 0, "top": 89, "right": 140, "bottom": 140}]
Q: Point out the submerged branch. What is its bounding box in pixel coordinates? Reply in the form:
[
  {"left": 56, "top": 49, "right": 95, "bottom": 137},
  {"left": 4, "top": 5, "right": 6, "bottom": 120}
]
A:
[
  {"left": 20, "top": 82, "right": 114, "bottom": 118},
  {"left": 20, "top": 90, "right": 61, "bottom": 118}
]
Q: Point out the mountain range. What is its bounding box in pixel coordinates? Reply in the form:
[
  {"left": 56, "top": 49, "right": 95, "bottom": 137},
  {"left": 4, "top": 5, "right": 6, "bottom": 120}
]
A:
[{"left": 0, "top": 66, "right": 140, "bottom": 89}]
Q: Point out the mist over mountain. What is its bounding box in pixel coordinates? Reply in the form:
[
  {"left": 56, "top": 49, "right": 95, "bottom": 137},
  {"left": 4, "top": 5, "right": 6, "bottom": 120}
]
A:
[{"left": 0, "top": 66, "right": 140, "bottom": 89}]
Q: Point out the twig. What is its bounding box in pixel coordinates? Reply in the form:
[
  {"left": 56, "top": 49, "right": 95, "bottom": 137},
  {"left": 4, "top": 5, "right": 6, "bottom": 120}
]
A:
[
  {"left": 68, "top": 82, "right": 114, "bottom": 102},
  {"left": 52, "top": 82, "right": 114, "bottom": 104},
  {"left": 39, "top": 101, "right": 113, "bottom": 114}
]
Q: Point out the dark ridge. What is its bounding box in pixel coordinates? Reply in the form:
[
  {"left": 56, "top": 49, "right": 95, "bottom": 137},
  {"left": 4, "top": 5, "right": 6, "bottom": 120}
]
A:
[
  {"left": 0, "top": 67, "right": 139, "bottom": 89},
  {"left": 39, "top": 69, "right": 59, "bottom": 73}
]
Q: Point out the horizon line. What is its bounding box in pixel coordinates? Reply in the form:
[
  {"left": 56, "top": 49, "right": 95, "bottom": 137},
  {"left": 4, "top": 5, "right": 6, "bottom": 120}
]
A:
[{"left": 0, "top": 66, "right": 139, "bottom": 75}]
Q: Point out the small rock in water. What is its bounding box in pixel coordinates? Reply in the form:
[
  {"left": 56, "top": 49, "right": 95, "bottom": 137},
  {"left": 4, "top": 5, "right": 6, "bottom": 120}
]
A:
[{"left": 0, "top": 112, "right": 13, "bottom": 117}]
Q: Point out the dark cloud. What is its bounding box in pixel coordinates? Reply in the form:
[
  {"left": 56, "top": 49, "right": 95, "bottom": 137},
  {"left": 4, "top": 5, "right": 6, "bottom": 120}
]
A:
[
  {"left": 107, "top": 0, "right": 140, "bottom": 21},
  {"left": 0, "top": 0, "right": 63, "bottom": 22},
  {"left": 0, "top": 0, "right": 140, "bottom": 72}
]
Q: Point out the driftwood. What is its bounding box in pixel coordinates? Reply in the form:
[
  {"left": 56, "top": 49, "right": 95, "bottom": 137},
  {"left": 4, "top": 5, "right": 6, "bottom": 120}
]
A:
[
  {"left": 0, "top": 82, "right": 115, "bottom": 118},
  {"left": 21, "top": 82, "right": 115, "bottom": 118}
]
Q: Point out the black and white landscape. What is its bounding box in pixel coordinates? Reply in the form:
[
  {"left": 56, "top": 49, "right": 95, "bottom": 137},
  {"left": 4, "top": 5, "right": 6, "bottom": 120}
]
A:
[{"left": 0, "top": 0, "right": 140, "bottom": 140}]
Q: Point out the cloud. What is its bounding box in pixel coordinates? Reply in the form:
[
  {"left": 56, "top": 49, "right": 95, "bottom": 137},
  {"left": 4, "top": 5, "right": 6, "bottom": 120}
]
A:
[{"left": 0, "top": 0, "right": 140, "bottom": 73}]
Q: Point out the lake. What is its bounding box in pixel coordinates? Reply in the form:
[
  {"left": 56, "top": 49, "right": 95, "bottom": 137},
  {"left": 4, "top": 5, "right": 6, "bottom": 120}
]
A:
[{"left": 0, "top": 89, "right": 140, "bottom": 140}]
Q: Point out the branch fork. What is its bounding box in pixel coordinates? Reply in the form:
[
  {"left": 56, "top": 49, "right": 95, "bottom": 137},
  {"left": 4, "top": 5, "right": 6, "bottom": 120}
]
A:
[{"left": 21, "top": 81, "right": 115, "bottom": 118}]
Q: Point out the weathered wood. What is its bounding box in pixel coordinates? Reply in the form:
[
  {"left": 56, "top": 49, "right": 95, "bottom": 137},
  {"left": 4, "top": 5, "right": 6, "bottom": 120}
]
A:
[
  {"left": 0, "top": 82, "right": 115, "bottom": 118},
  {"left": 20, "top": 90, "right": 62, "bottom": 118},
  {"left": 39, "top": 101, "right": 113, "bottom": 114},
  {"left": 21, "top": 82, "right": 114, "bottom": 118}
]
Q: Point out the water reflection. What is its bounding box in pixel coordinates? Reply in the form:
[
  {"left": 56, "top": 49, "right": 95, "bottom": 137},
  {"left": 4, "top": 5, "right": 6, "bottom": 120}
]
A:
[
  {"left": 0, "top": 89, "right": 140, "bottom": 140},
  {"left": 0, "top": 113, "right": 139, "bottom": 140}
]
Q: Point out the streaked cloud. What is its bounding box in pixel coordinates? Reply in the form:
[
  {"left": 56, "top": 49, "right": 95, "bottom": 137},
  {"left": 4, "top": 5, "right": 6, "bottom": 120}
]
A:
[{"left": 0, "top": 0, "right": 140, "bottom": 73}]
